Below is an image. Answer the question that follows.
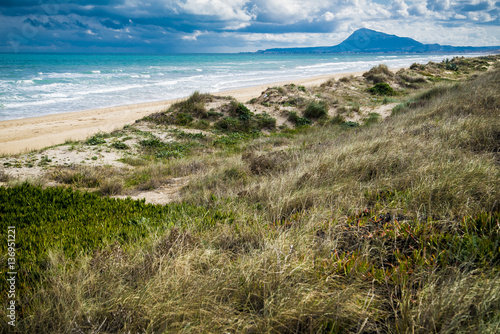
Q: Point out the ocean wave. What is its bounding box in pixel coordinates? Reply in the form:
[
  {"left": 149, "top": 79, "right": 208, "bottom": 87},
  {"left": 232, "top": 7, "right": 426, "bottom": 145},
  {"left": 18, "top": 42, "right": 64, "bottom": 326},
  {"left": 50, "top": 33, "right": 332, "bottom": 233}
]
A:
[
  {"left": 153, "top": 80, "right": 179, "bottom": 87},
  {"left": 16, "top": 79, "right": 35, "bottom": 85},
  {"left": 5, "top": 96, "right": 82, "bottom": 108},
  {"left": 74, "top": 84, "right": 144, "bottom": 96}
]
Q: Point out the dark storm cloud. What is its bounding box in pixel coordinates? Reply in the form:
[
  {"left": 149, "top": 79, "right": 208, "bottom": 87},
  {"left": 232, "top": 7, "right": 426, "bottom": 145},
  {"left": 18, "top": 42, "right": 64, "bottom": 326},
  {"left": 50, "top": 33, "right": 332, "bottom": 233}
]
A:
[{"left": 0, "top": 0, "right": 498, "bottom": 53}]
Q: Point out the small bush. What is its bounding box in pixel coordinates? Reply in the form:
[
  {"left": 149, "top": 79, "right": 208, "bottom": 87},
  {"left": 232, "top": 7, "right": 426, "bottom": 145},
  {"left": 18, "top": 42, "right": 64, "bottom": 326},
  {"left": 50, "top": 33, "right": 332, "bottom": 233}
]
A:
[
  {"left": 288, "top": 111, "right": 312, "bottom": 126},
  {"left": 50, "top": 167, "right": 102, "bottom": 188},
  {"left": 86, "top": 134, "right": 107, "bottom": 146},
  {"left": 369, "top": 83, "right": 395, "bottom": 96},
  {"left": 410, "top": 63, "right": 425, "bottom": 70},
  {"left": 140, "top": 138, "right": 165, "bottom": 149},
  {"left": 111, "top": 141, "right": 129, "bottom": 150},
  {"left": 214, "top": 117, "right": 244, "bottom": 132},
  {"left": 363, "top": 64, "right": 394, "bottom": 83},
  {"left": 304, "top": 101, "right": 328, "bottom": 119},
  {"left": 175, "top": 112, "right": 194, "bottom": 125},
  {"left": 340, "top": 121, "right": 359, "bottom": 128},
  {"left": 255, "top": 112, "right": 276, "bottom": 130},
  {"left": 174, "top": 91, "right": 211, "bottom": 118},
  {"left": 98, "top": 179, "right": 123, "bottom": 196},
  {"left": 227, "top": 101, "right": 253, "bottom": 121},
  {"left": 193, "top": 119, "right": 210, "bottom": 130}
]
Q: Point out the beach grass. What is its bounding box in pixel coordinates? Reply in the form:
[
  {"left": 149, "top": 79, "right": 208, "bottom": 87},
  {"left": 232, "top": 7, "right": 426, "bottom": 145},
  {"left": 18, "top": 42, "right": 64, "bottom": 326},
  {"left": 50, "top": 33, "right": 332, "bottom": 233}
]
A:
[{"left": 1, "top": 55, "right": 499, "bottom": 333}]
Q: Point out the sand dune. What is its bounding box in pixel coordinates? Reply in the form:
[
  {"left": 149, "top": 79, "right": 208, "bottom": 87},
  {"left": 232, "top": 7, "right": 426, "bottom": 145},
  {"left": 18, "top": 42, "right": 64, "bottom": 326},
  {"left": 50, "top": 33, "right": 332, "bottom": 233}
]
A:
[{"left": 0, "top": 71, "right": 366, "bottom": 155}]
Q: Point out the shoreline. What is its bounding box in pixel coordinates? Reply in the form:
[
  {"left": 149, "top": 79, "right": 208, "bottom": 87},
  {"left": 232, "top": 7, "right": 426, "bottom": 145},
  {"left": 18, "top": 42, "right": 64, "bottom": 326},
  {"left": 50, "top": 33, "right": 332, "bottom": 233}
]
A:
[{"left": 0, "top": 70, "right": 367, "bottom": 155}]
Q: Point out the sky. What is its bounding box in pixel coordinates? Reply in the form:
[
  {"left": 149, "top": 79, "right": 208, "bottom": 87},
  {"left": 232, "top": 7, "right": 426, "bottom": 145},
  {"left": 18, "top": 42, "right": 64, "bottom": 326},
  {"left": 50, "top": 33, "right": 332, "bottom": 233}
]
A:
[{"left": 0, "top": 0, "right": 499, "bottom": 53}]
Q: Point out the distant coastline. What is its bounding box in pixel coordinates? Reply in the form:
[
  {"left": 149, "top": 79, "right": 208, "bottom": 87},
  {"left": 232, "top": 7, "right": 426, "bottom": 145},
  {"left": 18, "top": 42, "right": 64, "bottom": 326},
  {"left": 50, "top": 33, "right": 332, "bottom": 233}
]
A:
[{"left": 255, "top": 28, "right": 500, "bottom": 54}]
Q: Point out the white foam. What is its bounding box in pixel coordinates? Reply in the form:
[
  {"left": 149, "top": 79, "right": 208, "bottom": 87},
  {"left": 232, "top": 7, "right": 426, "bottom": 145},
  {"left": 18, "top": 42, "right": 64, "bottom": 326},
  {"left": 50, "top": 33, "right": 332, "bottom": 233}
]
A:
[
  {"left": 5, "top": 96, "right": 81, "bottom": 108},
  {"left": 16, "top": 79, "right": 35, "bottom": 85},
  {"left": 74, "top": 84, "right": 144, "bottom": 96},
  {"left": 153, "top": 80, "right": 179, "bottom": 87}
]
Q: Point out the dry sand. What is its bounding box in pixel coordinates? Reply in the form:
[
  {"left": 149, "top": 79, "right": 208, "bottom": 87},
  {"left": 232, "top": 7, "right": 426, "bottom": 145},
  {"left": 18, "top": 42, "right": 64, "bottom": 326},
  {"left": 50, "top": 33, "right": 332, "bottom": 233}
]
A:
[{"left": 0, "top": 71, "right": 366, "bottom": 155}]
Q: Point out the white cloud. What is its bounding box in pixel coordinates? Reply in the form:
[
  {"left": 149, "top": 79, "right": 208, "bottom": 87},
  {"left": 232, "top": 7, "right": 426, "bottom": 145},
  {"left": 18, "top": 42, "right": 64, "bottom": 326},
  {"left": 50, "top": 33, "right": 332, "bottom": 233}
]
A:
[
  {"left": 467, "top": 11, "right": 495, "bottom": 22},
  {"left": 223, "top": 21, "right": 252, "bottom": 30},
  {"left": 322, "top": 11, "right": 336, "bottom": 21},
  {"left": 426, "top": 0, "right": 450, "bottom": 11},
  {"left": 181, "top": 0, "right": 254, "bottom": 21},
  {"left": 390, "top": 0, "right": 410, "bottom": 17},
  {"left": 408, "top": 2, "right": 429, "bottom": 16},
  {"left": 181, "top": 30, "right": 205, "bottom": 41}
]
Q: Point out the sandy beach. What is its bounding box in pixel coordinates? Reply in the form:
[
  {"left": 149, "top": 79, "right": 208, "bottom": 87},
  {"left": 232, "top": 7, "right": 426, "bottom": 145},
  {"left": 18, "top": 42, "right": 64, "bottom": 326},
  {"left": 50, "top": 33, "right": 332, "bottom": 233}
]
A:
[{"left": 0, "top": 71, "right": 366, "bottom": 155}]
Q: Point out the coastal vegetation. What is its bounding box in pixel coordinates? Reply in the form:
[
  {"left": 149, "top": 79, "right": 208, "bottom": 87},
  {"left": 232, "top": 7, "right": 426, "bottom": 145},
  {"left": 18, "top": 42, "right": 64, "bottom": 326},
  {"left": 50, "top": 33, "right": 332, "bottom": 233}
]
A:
[{"left": 1, "top": 55, "right": 499, "bottom": 333}]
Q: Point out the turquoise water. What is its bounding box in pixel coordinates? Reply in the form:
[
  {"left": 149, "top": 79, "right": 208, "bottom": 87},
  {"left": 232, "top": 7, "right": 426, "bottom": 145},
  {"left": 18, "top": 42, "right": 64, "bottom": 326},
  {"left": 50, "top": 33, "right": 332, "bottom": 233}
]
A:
[{"left": 0, "top": 52, "right": 476, "bottom": 121}]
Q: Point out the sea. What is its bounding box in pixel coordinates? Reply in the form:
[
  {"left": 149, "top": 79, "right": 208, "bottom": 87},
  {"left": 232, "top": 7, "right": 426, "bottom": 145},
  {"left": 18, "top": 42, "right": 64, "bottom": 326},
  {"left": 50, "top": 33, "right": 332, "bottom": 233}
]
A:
[{"left": 0, "top": 52, "right": 483, "bottom": 121}]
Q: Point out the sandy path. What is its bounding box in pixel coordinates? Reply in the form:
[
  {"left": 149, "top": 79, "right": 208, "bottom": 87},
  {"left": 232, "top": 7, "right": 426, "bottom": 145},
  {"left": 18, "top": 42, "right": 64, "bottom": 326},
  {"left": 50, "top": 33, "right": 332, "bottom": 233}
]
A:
[{"left": 0, "top": 71, "right": 366, "bottom": 155}]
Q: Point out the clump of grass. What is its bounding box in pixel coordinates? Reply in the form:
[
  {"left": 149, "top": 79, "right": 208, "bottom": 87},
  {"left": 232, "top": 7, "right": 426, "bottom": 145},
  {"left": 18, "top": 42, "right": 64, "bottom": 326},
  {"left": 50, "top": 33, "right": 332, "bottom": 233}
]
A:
[
  {"left": 214, "top": 102, "right": 276, "bottom": 133},
  {"left": 98, "top": 178, "right": 123, "bottom": 195},
  {"left": 329, "top": 114, "right": 345, "bottom": 125},
  {"left": 363, "top": 64, "right": 394, "bottom": 83},
  {"left": 303, "top": 100, "right": 328, "bottom": 119},
  {"left": 85, "top": 133, "right": 108, "bottom": 146},
  {"left": 362, "top": 112, "right": 380, "bottom": 126},
  {"left": 288, "top": 111, "right": 312, "bottom": 126},
  {"left": 50, "top": 166, "right": 102, "bottom": 188},
  {"left": 242, "top": 150, "right": 291, "bottom": 175},
  {"left": 118, "top": 156, "right": 148, "bottom": 166},
  {"left": 369, "top": 82, "right": 395, "bottom": 96},
  {"left": 339, "top": 76, "right": 352, "bottom": 83},
  {"left": 0, "top": 169, "right": 11, "bottom": 182},
  {"left": 340, "top": 120, "right": 359, "bottom": 128},
  {"left": 171, "top": 91, "right": 212, "bottom": 118},
  {"left": 145, "top": 91, "right": 217, "bottom": 126},
  {"left": 111, "top": 141, "right": 129, "bottom": 150},
  {"left": 396, "top": 69, "right": 427, "bottom": 85}
]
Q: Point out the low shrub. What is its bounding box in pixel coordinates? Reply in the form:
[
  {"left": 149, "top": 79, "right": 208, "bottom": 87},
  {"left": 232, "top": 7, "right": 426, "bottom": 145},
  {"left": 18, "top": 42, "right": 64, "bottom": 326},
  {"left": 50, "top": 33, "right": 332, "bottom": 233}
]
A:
[
  {"left": 288, "top": 111, "right": 312, "bottom": 126},
  {"left": 111, "top": 141, "right": 129, "bottom": 150},
  {"left": 340, "top": 121, "right": 359, "bottom": 128},
  {"left": 363, "top": 64, "right": 394, "bottom": 83},
  {"left": 304, "top": 101, "right": 328, "bottom": 119},
  {"left": 369, "top": 83, "right": 395, "bottom": 96},
  {"left": 255, "top": 112, "right": 277, "bottom": 130},
  {"left": 85, "top": 133, "right": 107, "bottom": 145},
  {"left": 98, "top": 179, "right": 123, "bottom": 195}
]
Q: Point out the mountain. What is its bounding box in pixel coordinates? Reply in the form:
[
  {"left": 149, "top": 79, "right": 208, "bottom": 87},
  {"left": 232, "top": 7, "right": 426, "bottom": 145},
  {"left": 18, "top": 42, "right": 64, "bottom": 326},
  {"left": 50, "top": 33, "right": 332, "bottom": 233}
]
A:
[{"left": 255, "top": 28, "right": 500, "bottom": 54}]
